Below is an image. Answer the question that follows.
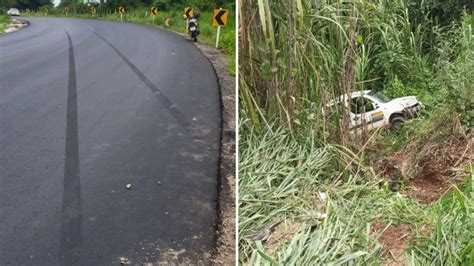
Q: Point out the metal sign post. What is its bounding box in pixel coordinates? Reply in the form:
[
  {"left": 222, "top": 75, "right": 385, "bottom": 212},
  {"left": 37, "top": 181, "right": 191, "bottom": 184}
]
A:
[{"left": 216, "top": 25, "right": 221, "bottom": 48}]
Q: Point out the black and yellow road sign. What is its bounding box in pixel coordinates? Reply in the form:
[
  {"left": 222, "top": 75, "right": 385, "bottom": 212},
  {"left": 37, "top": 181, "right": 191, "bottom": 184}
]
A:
[
  {"left": 43, "top": 7, "right": 48, "bottom": 14},
  {"left": 151, "top": 7, "right": 158, "bottom": 16},
  {"left": 90, "top": 7, "right": 96, "bottom": 14},
  {"left": 184, "top": 7, "right": 193, "bottom": 18},
  {"left": 25, "top": 8, "right": 30, "bottom": 13},
  {"left": 64, "top": 7, "right": 70, "bottom": 14},
  {"left": 212, "top": 8, "right": 229, "bottom": 27},
  {"left": 118, "top": 6, "right": 125, "bottom": 14}
]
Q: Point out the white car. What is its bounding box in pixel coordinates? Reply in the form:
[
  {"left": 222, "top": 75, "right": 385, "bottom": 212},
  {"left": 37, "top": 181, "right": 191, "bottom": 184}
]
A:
[
  {"left": 323, "top": 90, "right": 422, "bottom": 132},
  {"left": 7, "top": 8, "right": 20, "bottom": 16}
]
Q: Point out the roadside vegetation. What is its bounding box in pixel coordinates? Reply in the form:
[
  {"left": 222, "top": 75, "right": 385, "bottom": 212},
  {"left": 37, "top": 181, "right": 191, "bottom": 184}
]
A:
[
  {"left": 239, "top": 0, "right": 473, "bottom": 264},
  {"left": 0, "top": 15, "right": 10, "bottom": 33},
  {"left": 1, "top": 0, "right": 235, "bottom": 74}
]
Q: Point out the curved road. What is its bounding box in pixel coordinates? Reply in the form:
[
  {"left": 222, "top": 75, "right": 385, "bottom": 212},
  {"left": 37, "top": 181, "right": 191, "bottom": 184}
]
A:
[{"left": 0, "top": 18, "right": 221, "bottom": 265}]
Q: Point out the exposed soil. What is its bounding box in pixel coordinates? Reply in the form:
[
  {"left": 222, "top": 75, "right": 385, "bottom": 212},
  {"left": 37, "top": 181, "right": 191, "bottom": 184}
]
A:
[
  {"left": 371, "top": 222, "right": 413, "bottom": 265},
  {"left": 370, "top": 121, "right": 472, "bottom": 262},
  {"left": 264, "top": 223, "right": 301, "bottom": 255},
  {"left": 400, "top": 132, "right": 471, "bottom": 204},
  {"left": 376, "top": 119, "right": 473, "bottom": 204}
]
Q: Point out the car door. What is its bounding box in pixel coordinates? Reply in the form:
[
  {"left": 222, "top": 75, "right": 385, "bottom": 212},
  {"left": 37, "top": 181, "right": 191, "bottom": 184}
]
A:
[
  {"left": 349, "top": 96, "right": 382, "bottom": 132},
  {"left": 364, "top": 96, "right": 386, "bottom": 129}
]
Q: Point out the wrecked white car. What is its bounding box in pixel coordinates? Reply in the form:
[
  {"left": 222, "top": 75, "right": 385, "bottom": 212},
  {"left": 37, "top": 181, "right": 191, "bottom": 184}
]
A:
[
  {"left": 7, "top": 8, "right": 20, "bottom": 16},
  {"left": 323, "top": 90, "right": 422, "bottom": 132}
]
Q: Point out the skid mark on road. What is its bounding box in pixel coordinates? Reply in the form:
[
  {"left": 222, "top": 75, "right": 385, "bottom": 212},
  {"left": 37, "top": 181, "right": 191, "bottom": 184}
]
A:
[
  {"left": 60, "top": 30, "right": 83, "bottom": 264},
  {"left": 92, "top": 31, "right": 190, "bottom": 131}
]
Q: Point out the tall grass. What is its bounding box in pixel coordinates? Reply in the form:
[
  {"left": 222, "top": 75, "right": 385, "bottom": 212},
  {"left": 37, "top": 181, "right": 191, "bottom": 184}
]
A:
[
  {"left": 240, "top": 0, "right": 359, "bottom": 140},
  {"left": 239, "top": 0, "right": 473, "bottom": 264},
  {"left": 239, "top": 0, "right": 472, "bottom": 137}
]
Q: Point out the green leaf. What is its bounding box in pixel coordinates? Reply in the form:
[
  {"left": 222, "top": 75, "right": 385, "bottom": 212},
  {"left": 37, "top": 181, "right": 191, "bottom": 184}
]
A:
[{"left": 257, "top": 250, "right": 281, "bottom": 265}]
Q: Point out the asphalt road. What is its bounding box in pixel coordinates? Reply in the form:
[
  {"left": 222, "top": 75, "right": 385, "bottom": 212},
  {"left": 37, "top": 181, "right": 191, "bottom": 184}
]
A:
[{"left": 0, "top": 17, "right": 221, "bottom": 265}]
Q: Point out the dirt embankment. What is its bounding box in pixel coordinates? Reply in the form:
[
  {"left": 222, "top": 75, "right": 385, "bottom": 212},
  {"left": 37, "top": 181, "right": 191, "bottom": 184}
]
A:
[
  {"left": 374, "top": 117, "right": 473, "bottom": 264},
  {"left": 377, "top": 118, "right": 472, "bottom": 204}
]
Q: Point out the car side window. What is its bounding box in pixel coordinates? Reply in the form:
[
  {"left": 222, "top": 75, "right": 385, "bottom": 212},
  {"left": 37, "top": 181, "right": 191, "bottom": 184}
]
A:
[{"left": 350, "top": 97, "right": 375, "bottom": 114}]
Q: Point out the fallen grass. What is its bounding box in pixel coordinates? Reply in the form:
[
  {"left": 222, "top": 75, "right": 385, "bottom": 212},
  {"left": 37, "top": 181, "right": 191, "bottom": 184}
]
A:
[
  {"left": 25, "top": 9, "right": 235, "bottom": 75},
  {"left": 239, "top": 117, "right": 474, "bottom": 264},
  {"left": 0, "top": 15, "right": 11, "bottom": 33}
]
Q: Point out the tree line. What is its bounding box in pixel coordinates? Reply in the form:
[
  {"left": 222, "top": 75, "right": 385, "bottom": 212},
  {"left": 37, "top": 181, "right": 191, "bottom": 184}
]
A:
[{"left": 1, "top": 0, "right": 235, "bottom": 12}]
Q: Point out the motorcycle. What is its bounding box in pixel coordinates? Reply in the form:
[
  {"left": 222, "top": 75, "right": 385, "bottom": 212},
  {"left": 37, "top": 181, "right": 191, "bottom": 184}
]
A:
[{"left": 185, "top": 14, "right": 200, "bottom": 42}]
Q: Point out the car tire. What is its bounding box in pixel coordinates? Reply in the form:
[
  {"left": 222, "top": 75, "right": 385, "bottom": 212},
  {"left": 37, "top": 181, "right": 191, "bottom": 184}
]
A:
[{"left": 390, "top": 115, "right": 405, "bottom": 130}]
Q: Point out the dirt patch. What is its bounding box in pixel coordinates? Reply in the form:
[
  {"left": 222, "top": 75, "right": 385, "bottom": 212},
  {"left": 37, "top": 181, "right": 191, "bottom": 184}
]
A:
[
  {"left": 377, "top": 118, "right": 473, "bottom": 204},
  {"left": 264, "top": 223, "right": 301, "bottom": 255},
  {"left": 372, "top": 222, "right": 413, "bottom": 264},
  {"left": 407, "top": 174, "right": 449, "bottom": 204},
  {"left": 192, "top": 39, "right": 236, "bottom": 265}
]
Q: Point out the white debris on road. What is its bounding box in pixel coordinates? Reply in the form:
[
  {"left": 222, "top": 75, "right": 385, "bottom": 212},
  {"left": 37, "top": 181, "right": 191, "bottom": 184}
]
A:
[{"left": 125, "top": 184, "right": 132, "bottom": 189}]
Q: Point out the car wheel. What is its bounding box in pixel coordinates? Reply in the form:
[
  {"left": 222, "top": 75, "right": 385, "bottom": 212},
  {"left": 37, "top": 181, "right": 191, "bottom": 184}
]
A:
[{"left": 390, "top": 115, "right": 405, "bottom": 130}]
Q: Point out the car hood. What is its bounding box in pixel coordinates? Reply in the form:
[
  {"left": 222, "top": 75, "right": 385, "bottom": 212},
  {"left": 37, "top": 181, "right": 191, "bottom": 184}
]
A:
[{"left": 390, "top": 96, "right": 420, "bottom": 108}]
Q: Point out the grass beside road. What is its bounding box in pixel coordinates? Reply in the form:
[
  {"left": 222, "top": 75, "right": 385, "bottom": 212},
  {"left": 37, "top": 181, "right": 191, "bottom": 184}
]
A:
[
  {"left": 0, "top": 15, "right": 11, "bottom": 33},
  {"left": 239, "top": 118, "right": 474, "bottom": 265},
  {"left": 25, "top": 9, "right": 236, "bottom": 75}
]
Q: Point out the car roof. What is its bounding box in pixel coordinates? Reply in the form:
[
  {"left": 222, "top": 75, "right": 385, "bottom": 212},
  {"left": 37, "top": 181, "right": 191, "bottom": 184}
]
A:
[
  {"left": 336, "top": 90, "right": 372, "bottom": 102},
  {"left": 323, "top": 90, "right": 372, "bottom": 108}
]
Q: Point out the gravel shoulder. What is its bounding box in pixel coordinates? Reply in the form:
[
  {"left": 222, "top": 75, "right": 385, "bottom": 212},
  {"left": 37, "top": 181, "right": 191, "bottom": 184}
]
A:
[{"left": 192, "top": 41, "right": 236, "bottom": 266}]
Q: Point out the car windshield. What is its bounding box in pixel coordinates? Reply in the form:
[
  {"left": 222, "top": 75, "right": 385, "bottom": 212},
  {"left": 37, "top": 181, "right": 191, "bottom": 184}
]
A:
[{"left": 368, "top": 91, "right": 391, "bottom": 103}]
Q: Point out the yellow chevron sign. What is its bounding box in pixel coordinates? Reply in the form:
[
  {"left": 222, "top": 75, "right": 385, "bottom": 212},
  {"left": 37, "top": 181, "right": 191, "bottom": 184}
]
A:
[
  {"left": 212, "top": 9, "right": 229, "bottom": 27},
  {"left": 184, "top": 7, "right": 193, "bottom": 18},
  {"left": 118, "top": 6, "right": 125, "bottom": 14},
  {"left": 91, "top": 7, "right": 96, "bottom": 14},
  {"left": 151, "top": 7, "right": 158, "bottom": 16}
]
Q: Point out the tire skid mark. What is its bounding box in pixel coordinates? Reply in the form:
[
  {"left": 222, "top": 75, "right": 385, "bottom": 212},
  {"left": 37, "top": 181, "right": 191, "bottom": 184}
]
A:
[
  {"left": 59, "top": 30, "right": 83, "bottom": 265},
  {"left": 92, "top": 31, "right": 191, "bottom": 132}
]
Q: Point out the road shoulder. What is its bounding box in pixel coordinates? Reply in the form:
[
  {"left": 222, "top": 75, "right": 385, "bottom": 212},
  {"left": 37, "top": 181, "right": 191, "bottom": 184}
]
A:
[{"left": 192, "top": 42, "right": 236, "bottom": 265}]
